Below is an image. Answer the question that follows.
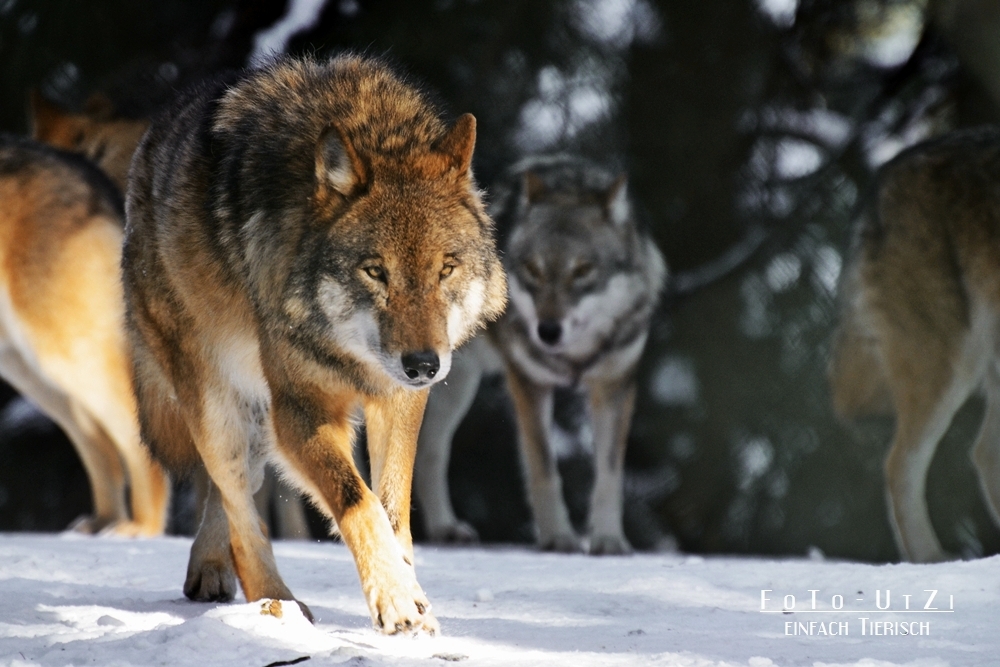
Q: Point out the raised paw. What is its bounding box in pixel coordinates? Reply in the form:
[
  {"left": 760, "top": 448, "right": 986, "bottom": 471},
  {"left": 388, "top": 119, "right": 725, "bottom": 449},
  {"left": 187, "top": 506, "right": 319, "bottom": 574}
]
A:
[
  {"left": 427, "top": 520, "right": 479, "bottom": 545},
  {"left": 539, "top": 532, "right": 584, "bottom": 553},
  {"left": 184, "top": 559, "right": 237, "bottom": 602},
  {"left": 588, "top": 533, "right": 633, "bottom": 556}
]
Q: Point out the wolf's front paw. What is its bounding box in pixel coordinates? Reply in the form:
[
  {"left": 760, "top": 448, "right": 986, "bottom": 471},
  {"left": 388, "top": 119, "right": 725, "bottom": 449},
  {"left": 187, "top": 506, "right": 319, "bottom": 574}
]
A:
[
  {"left": 367, "top": 567, "right": 439, "bottom": 636},
  {"left": 539, "top": 532, "right": 584, "bottom": 553},
  {"left": 184, "top": 559, "right": 237, "bottom": 602},
  {"left": 588, "top": 533, "right": 633, "bottom": 556},
  {"left": 427, "top": 520, "right": 479, "bottom": 545}
]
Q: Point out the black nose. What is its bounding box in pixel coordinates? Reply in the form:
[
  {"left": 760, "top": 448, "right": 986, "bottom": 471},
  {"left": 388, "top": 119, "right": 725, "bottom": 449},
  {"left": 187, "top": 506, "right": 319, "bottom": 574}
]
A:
[
  {"left": 401, "top": 350, "right": 440, "bottom": 381},
  {"left": 537, "top": 320, "right": 562, "bottom": 345}
]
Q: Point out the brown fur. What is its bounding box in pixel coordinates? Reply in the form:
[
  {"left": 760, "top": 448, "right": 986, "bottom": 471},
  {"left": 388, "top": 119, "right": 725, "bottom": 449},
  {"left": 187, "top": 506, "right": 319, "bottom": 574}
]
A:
[
  {"left": 29, "top": 91, "right": 148, "bottom": 193},
  {"left": 830, "top": 127, "right": 1000, "bottom": 562},
  {"left": 123, "top": 56, "right": 505, "bottom": 633},
  {"left": 0, "top": 134, "right": 168, "bottom": 536}
]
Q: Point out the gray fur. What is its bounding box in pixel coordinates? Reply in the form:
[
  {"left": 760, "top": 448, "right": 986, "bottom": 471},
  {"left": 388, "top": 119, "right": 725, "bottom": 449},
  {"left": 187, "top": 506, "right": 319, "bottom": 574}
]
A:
[{"left": 415, "top": 155, "right": 667, "bottom": 551}]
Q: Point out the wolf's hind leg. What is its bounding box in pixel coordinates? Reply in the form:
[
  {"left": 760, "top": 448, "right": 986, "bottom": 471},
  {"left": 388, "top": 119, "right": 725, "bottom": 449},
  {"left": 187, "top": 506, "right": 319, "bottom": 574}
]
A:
[
  {"left": 0, "top": 349, "right": 128, "bottom": 531},
  {"left": 585, "top": 376, "right": 636, "bottom": 555},
  {"left": 505, "top": 367, "right": 581, "bottom": 552},
  {"left": 971, "top": 366, "right": 1000, "bottom": 527},
  {"left": 85, "top": 383, "right": 170, "bottom": 537},
  {"left": 185, "top": 469, "right": 237, "bottom": 602},
  {"left": 884, "top": 355, "right": 975, "bottom": 562}
]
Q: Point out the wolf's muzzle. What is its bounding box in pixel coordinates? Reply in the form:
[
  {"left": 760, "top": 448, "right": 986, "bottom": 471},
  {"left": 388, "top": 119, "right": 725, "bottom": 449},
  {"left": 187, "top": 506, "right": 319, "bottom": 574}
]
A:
[
  {"left": 537, "top": 320, "right": 562, "bottom": 346},
  {"left": 401, "top": 350, "right": 440, "bottom": 381}
]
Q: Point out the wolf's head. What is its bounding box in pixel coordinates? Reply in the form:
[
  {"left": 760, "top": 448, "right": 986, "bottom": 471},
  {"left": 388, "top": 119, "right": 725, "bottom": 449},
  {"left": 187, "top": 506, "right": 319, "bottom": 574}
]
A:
[
  {"left": 271, "top": 112, "right": 507, "bottom": 390},
  {"left": 29, "top": 91, "right": 148, "bottom": 193},
  {"left": 503, "top": 162, "right": 653, "bottom": 359}
]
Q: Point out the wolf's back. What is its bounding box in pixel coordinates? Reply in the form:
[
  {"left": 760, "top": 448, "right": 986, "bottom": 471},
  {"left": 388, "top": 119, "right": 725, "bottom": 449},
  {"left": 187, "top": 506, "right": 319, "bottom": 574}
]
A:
[{"left": 829, "top": 128, "right": 1000, "bottom": 421}]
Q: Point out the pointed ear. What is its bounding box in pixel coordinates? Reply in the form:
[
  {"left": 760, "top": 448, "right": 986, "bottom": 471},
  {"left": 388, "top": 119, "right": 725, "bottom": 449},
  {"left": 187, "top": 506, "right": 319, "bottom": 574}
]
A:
[
  {"left": 433, "top": 113, "right": 476, "bottom": 176},
  {"left": 316, "top": 122, "right": 367, "bottom": 198},
  {"left": 521, "top": 170, "right": 547, "bottom": 207},
  {"left": 605, "top": 174, "right": 630, "bottom": 227}
]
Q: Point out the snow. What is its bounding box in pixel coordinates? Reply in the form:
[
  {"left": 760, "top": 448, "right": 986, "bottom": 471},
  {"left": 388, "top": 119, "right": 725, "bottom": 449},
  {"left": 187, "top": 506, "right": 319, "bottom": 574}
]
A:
[
  {"left": 250, "top": 0, "right": 329, "bottom": 66},
  {"left": 0, "top": 533, "right": 996, "bottom": 666}
]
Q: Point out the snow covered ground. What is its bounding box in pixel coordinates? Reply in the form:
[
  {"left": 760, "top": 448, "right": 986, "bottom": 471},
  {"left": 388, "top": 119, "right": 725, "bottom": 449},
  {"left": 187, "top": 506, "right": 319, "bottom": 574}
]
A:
[{"left": 0, "top": 533, "right": 995, "bottom": 666}]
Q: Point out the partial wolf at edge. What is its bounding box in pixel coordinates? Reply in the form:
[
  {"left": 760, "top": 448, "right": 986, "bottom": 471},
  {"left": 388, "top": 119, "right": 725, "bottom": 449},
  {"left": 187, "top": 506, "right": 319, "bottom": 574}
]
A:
[
  {"left": 0, "top": 132, "right": 169, "bottom": 536},
  {"left": 829, "top": 126, "right": 1000, "bottom": 563}
]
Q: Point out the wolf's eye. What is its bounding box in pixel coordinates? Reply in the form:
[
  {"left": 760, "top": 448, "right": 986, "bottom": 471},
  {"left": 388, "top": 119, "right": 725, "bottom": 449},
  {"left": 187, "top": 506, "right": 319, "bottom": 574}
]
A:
[
  {"left": 524, "top": 262, "right": 544, "bottom": 284},
  {"left": 440, "top": 264, "right": 455, "bottom": 280},
  {"left": 363, "top": 265, "right": 387, "bottom": 283},
  {"left": 572, "top": 263, "right": 595, "bottom": 281}
]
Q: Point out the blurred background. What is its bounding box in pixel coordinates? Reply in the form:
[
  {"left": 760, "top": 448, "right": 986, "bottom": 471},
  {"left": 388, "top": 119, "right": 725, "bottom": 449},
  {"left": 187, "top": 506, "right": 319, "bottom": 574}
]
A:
[{"left": 1, "top": 0, "right": 999, "bottom": 562}]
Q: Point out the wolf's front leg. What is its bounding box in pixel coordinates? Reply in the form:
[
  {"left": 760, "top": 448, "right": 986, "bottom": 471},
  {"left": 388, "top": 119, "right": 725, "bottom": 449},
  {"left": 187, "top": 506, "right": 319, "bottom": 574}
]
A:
[
  {"left": 585, "top": 376, "right": 635, "bottom": 555},
  {"left": 363, "top": 388, "right": 439, "bottom": 634},
  {"left": 505, "top": 367, "right": 581, "bottom": 552},
  {"left": 271, "top": 386, "right": 437, "bottom": 635}
]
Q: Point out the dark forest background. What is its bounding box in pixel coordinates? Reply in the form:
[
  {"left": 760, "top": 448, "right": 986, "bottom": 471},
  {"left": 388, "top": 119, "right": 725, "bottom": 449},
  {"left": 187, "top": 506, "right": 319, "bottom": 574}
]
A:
[{"left": 2, "top": 0, "right": 1000, "bottom": 562}]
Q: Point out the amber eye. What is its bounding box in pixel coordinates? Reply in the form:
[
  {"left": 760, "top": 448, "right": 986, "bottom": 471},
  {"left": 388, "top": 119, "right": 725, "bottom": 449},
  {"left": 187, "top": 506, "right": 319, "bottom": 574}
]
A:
[
  {"left": 440, "top": 264, "right": 456, "bottom": 279},
  {"left": 363, "top": 265, "right": 387, "bottom": 283},
  {"left": 524, "top": 262, "right": 544, "bottom": 283}
]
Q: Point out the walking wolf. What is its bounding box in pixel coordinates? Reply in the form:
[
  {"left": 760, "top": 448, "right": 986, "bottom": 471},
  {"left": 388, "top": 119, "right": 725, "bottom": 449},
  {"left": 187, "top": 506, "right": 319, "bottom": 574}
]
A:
[{"left": 123, "top": 55, "right": 505, "bottom": 631}]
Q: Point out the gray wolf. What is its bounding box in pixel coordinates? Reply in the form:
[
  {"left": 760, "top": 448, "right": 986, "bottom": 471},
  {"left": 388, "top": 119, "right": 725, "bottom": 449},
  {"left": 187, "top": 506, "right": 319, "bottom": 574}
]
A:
[
  {"left": 414, "top": 155, "right": 667, "bottom": 554},
  {"left": 0, "top": 132, "right": 169, "bottom": 535},
  {"left": 122, "top": 55, "right": 506, "bottom": 632},
  {"left": 830, "top": 127, "right": 1000, "bottom": 562}
]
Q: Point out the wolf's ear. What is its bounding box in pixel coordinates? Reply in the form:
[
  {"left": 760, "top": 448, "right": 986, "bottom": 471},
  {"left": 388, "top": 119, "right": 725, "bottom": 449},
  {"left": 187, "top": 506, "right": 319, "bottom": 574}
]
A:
[
  {"left": 604, "top": 174, "right": 630, "bottom": 227},
  {"left": 433, "top": 113, "right": 476, "bottom": 177},
  {"left": 316, "top": 122, "right": 367, "bottom": 198}
]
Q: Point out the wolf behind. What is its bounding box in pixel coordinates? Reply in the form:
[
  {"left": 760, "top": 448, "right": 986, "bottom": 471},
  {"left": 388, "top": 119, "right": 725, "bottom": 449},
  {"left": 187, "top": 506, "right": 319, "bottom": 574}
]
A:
[
  {"left": 123, "top": 55, "right": 505, "bottom": 632},
  {"left": 0, "top": 133, "right": 168, "bottom": 535},
  {"left": 829, "top": 127, "right": 1000, "bottom": 563},
  {"left": 415, "top": 155, "right": 666, "bottom": 553},
  {"left": 30, "top": 91, "right": 148, "bottom": 194}
]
